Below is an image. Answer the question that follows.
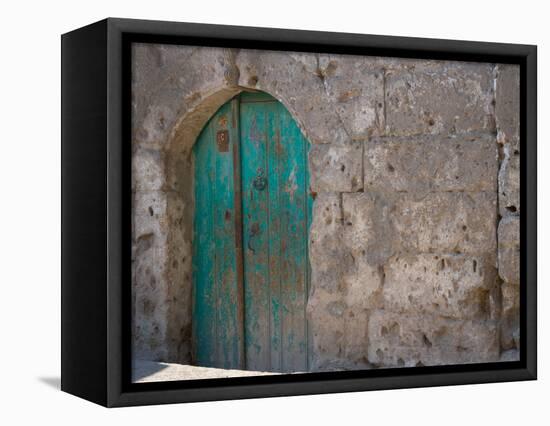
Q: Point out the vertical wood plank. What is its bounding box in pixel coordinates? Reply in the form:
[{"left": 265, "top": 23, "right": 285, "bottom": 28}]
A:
[
  {"left": 193, "top": 122, "right": 217, "bottom": 367},
  {"left": 231, "top": 98, "right": 246, "bottom": 370},
  {"left": 240, "top": 99, "right": 271, "bottom": 371},
  {"left": 275, "top": 101, "right": 309, "bottom": 372},
  {"left": 213, "top": 101, "right": 240, "bottom": 369},
  {"left": 266, "top": 102, "right": 283, "bottom": 372},
  {"left": 193, "top": 100, "right": 240, "bottom": 369}
]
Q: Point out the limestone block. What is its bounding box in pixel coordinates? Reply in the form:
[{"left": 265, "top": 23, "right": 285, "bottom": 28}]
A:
[
  {"left": 308, "top": 288, "right": 371, "bottom": 371},
  {"left": 343, "top": 260, "right": 384, "bottom": 312},
  {"left": 132, "top": 148, "right": 165, "bottom": 191},
  {"left": 498, "top": 216, "right": 520, "bottom": 284},
  {"left": 341, "top": 308, "right": 370, "bottom": 367},
  {"left": 495, "top": 64, "right": 520, "bottom": 149},
  {"left": 309, "top": 142, "right": 363, "bottom": 192},
  {"left": 365, "top": 134, "right": 498, "bottom": 193},
  {"left": 343, "top": 192, "right": 497, "bottom": 258},
  {"left": 133, "top": 189, "right": 193, "bottom": 363},
  {"left": 319, "top": 54, "right": 385, "bottom": 139},
  {"left": 339, "top": 192, "right": 393, "bottom": 309},
  {"left": 287, "top": 52, "right": 319, "bottom": 74},
  {"left": 132, "top": 240, "right": 170, "bottom": 361},
  {"left": 394, "top": 192, "right": 497, "bottom": 255},
  {"left": 342, "top": 192, "right": 397, "bottom": 266},
  {"left": 236, "top": 49, "right": 350, "bottom": 146},
  {"left": 501, "top": 281, "right": 520, "bottom": 350},
  {"left": 164, "top": 191, "right": 194, "bottom": 362},
  {"left": 382, "top": 254, "right": 495, "bottom": 320},
  {"left": 309, "top": 193, "right": 352, "bottom": 293},
  {"left": 132, "top": 189, "right": 171, "bottom": 361},
  {"left": 368, "top": 310, "right": 499, "bottom": 367},
  {"left": 133, "top": 191, "right": 168, "bottom": 246},
  {"left": 385, "top": 62, "right": 495, "bottom": 136},
  {"left": 498, "top": 149, "right": 520, "bottom": 216},
  {"left": 307, "top": 288, "right": 346, "bottom": 370}
]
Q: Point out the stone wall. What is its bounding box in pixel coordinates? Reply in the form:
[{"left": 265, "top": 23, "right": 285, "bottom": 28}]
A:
[
  {"left": 495, "top": 65, "right": 521, "bottom": 358},
  {"left": 131, "top": 43, "right": 520, "bottom": 369}
]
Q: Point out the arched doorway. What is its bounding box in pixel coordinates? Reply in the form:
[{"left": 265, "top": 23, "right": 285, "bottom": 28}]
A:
[{"left": 192, "top": 91, "right": 312, "bottom": 373}]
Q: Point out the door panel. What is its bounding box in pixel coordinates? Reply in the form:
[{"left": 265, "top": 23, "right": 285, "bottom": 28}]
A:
[
  {"left": 193, "top": 92, "right": 311, "bottom": 373},
  {"left": 276, "top": 105, "right": 310, "bottom": 373},
  {"left": 240, "top": 99, "right": 273, "bottom": 371},
  {"left": 193, "top": 100, "right": 242, "bottom": 369}
]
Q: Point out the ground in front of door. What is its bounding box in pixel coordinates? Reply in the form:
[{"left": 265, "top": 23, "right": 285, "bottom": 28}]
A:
[{"left": 133, "top": 360, "right": 282, "bottom": 383}]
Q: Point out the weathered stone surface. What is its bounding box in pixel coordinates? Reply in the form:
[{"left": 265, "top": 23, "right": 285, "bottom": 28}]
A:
[
  {"left": 309, "top": 193, "right": 350, "bottom": 293},
  {"left": 382, "top": 254, "right": 496, "bottom": 319},
  {"left": 395, "top": 192, "right": 497, "bottom": 255},
  {"left": 308, "top": 287, "right": 346, "bottom": 369},
  {"left": 236, "top": 49, "right": 350, "bottom": 145},
  {"left": 133, "top": 191, "right": 168, "bottom": 244},
  {"left": 132, "top": 44, "right": 196, "bottom": 95},
  {"left": 132, "top": 237, "right": 170, "bottom": 361},
  {"left": 500, "top": 349, "right": 520, "bottom": 362},
  {"left": 308, "top": 288, "right": 370, "bottom": 371},
  {"left": 343, "top": 261, "right": 384, "bottom": 312},
  {"left": 501, "top": 281, "right": 520, "bottom": 350},
  {"left": 368, "top": 310, "right": 499, "bottom": 367},
  {"left": 342, "top": 191, "right": 397, "bottom": 266},
  {"left": 385, "top": 62, "right": 495, "bottom": 136},
  {"left": 498, "top": 216, "right": 520, "bottom": 284},
  {"left": 341, "top": 309, "right": 370, "bottom": 368},
  {"left": 132, "top": 44, "right": 232, "bottom": 149},
  {"left": 499, "top": 148, "right": 520, "bottom": 216},
  {"left": 287, "top": 52, "right": 319, "bottom": 74},
  {"left": 495, "top": 64, "right": 520, "bottom": 149},
  {"left": 364, "top": 134, "right": 498, "bottom": 193},
  {"left": 343, "top": 192, "right": 497, "bottom": 257},
  {"left": 309, "top": 142, "right": 363, "bottom": 192},
  {"left": 164, "top": 191, "right": 193, "bottom": 362},
  {"left": 132, "top": 189, "right": 192, "bottom": 363},
  {"left": 308, "top": 192, "right": 372, "bottom": 370},
  {"left": 132, "top": 148, "right": 165, "bottom": 191},
  {"left": 318, "top": 54, "right": 385, "bottom": 139}
]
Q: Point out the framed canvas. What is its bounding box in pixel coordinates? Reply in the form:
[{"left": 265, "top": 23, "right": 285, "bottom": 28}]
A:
[{"left": 61, "top": 18, "right": 537, "bottom": 407}]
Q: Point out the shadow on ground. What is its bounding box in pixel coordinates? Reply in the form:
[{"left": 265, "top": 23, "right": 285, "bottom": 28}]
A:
[
  {"left": 38, "top": 377, "right": 61, "bottom": 389},
  {"left": 132, "top": 360, "right": 170, "bottom": 381}
]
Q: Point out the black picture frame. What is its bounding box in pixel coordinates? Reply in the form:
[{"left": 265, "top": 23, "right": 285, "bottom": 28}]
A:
[{"left": 61, "top": 17, "right": 537, "bottom": 407}]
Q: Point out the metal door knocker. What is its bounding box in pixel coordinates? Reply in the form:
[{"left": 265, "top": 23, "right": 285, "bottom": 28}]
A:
[{"left": 253, "top": 168, "right": 267, "bottom": 191}]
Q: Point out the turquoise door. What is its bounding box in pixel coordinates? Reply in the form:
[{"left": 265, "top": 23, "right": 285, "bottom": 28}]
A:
[{"left": 193, "top": 92, "right": 312, "bottom": 373}]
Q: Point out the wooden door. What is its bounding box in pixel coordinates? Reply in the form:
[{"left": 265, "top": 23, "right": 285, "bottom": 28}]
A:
[{"left": 193, "top": 92, "right": 312, "bottom": 373}]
